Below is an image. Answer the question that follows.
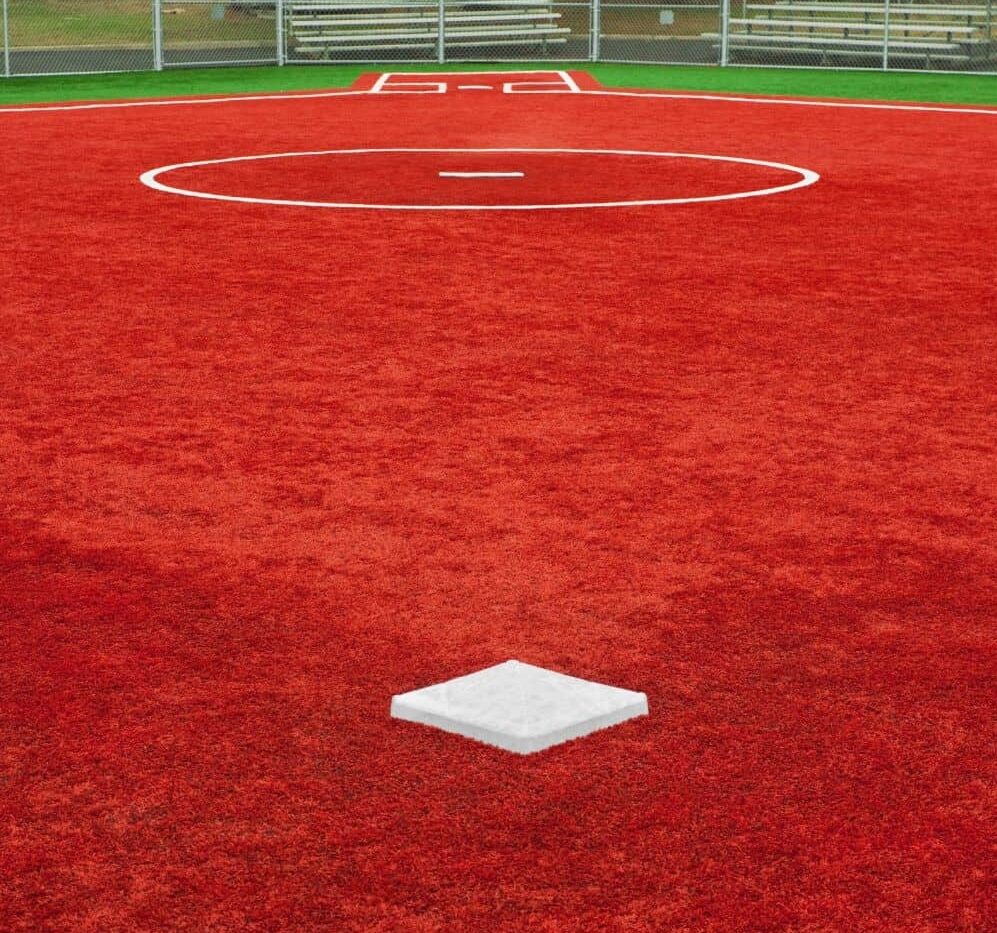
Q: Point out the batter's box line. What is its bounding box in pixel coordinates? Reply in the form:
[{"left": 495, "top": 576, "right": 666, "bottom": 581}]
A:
[{"left": 361, "top": 71, "right": 590, "bottom": 94}]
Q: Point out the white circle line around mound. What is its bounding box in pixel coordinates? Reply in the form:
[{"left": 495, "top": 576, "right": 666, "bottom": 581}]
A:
[{"left": 138, "top": 147, "right": 820, "bottom": 211}]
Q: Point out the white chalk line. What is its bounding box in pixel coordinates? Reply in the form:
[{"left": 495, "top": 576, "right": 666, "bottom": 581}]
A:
[
  {"left": 439, "top": 171, "right": 525, "bottom": 178},
  {"left": 138, "top": 146, "right": 820, "bottom": 211},
  {"left": 0, "top": 88, "right": 368, "bottom": 113},
  {"left": 372, "top": 70, "right": 581, "bottom": 95}
]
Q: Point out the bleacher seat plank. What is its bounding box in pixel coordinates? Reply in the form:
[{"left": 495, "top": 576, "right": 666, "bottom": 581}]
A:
[
  {"left": 730, "top": 18, "right": 977, "bottom": 33},
  {"left": 747, "top": 3, "right": 989, "bottom": 13},
  {"left": 725, "top": 32, "right": 963, "bottom": 49},
  {"left": 289, "top": 0, "right": 571, "bottom": 55}
]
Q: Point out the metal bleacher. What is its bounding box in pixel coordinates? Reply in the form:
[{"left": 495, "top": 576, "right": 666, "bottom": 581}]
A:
[
  {"left": 287, "top": 0, "right": 570, "bottom": 58},
  {"left": 706, "top": 2, "right": 994, "bottom": 65}
]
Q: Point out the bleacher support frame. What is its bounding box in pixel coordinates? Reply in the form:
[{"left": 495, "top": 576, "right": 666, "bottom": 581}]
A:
[{"left": 710, "top": 0, "right": 995, "bottom": 68}]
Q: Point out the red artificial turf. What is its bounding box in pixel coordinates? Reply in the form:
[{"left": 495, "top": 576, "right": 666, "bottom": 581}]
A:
[{"left": 1, "top": 73, "right": 995, "bottom": 931}]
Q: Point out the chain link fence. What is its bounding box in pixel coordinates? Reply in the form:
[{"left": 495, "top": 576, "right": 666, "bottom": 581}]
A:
[
  {"left": 1, "top": 0, "right": 994, "bottom": 77},
  {"left": 598, "top": 2, "right": 721, "bottom": 63},
  {"left": 162, "top": 1, "right": 279, "bottom": 68},
  {"left": 3, "top": 1, "right": 154, "bottom": 76}
]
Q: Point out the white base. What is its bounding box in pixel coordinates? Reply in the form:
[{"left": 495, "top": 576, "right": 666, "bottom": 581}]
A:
[{"left": 391, "top": 660, "right": 648, "bottom": 755}]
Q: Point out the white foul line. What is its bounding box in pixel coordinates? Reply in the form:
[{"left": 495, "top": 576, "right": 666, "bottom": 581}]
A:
[
  {"left": 439, "top": 171, "right": 524, "bottom": 178},
  {"left": 0, "top": 88, "right": 369, "bottom": 113},
  {"left": 577, "top": 88, "right": 997, "bottom": 116}
]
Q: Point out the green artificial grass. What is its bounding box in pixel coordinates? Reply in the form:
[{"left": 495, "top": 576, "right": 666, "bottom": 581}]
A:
[{"left": 1, "top": 62, "right": 995, "bottom": 106}]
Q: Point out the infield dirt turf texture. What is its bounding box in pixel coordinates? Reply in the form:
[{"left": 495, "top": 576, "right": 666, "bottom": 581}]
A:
[{"left": 1, "top": 72, "right": 995, "bottom": 931}]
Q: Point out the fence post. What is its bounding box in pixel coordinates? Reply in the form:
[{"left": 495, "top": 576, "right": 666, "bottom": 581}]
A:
[
  {"left": 882, "top": 0, "right": 890, "bottom": 70},
  {"left": 152, "top": 0, "right": 164, "bottom": 71},
  {"left": 437, "top": 0, "right": 445, "bottom": 63},
  {"left": 988, "top": 0, "right": 993, "bottom": 64},
  {"left": 591, "top": 0, "right": 600, "bottom": 61},
  {"left": 276, "top": 0, "right": 285, "bottom": 65},
  {"left": 720, "top": 0, "right": 730, "bottom": 66},
  {"left": 2, "top": 0, "right": 10, "bottom": 78}
]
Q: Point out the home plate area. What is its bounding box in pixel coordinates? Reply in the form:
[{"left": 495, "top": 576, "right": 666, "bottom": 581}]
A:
[{"left": 356, "top": 69, "right": 590, "bottom": 93}]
